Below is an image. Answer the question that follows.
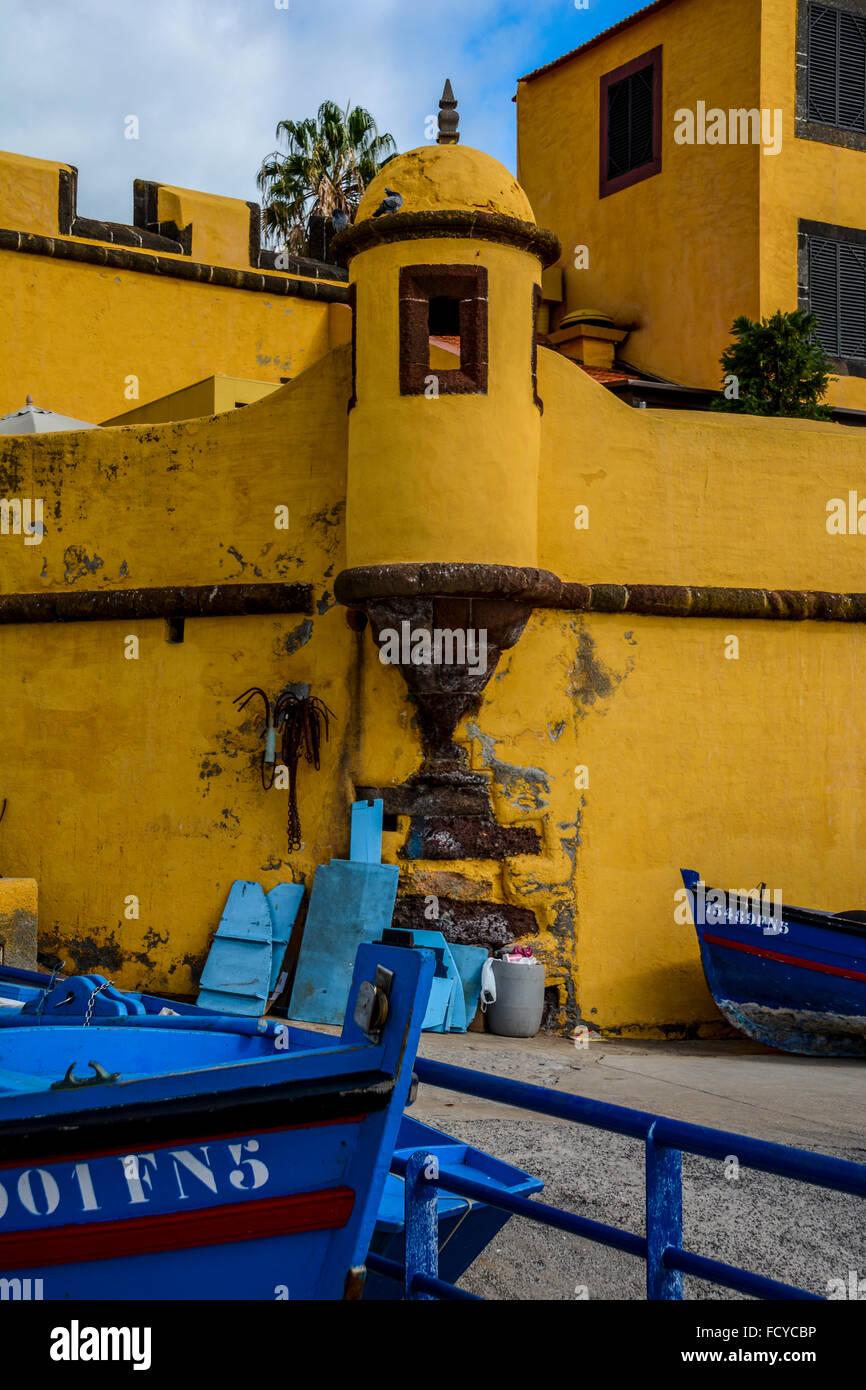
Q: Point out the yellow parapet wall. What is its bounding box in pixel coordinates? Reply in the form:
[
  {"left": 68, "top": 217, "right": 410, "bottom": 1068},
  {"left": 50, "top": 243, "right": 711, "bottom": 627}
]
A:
[
  {"left": 102, "top": 376, "right": 281, "bottom": 427},
  {"left": 537, "top": 348, "right": 866, "bottom": 591},
  {"left": 0, "top": 149, "right": 348, "bottom": 423}
]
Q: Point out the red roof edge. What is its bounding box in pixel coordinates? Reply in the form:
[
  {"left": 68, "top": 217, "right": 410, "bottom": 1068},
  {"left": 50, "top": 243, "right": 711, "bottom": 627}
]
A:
[
  {"left": 578, "top": 364, "right": 636, "bottom": 385},
  {"left": 518, "top": 0, "right": 679, "bottom": 85}
]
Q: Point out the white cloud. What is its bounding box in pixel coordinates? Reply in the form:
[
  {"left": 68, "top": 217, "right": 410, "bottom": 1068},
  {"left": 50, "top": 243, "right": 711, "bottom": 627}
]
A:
[{"left": 0, "top": 0, "right": 590, "bottom": 223}]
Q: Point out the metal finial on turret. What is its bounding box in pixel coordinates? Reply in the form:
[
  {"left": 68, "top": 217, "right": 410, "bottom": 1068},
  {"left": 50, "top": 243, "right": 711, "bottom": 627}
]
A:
[{"left": 437, "top": 80, "right": 459, "bottom": 145}]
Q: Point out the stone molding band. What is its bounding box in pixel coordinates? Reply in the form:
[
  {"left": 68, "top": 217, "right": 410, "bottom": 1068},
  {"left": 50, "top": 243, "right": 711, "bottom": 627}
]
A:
[
  {"left": 0, "top": 583, "right": 313, "bottom": 625},
  {"left": 0, "top": 228, "right": 349, "bottom": 302},
  {"left": 332, "top": 210, "right": 562, "bottom": 268},
  {"left": 336, "top": 564, "right": 866, "bottom": 623}
]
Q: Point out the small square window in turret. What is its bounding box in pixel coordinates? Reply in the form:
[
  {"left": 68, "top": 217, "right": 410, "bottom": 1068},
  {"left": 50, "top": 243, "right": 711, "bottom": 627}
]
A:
[{"left": 399, "top": 265, "right": 488, "bottom": 395}]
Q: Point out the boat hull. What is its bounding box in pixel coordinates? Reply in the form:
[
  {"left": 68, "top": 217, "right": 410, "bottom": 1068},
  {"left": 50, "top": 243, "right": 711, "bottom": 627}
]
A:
[
  {"left": 0, "top": 942, "right": 435, "bottom": 1298},
  {"left": 681, "top": 870, "right": 866, "bottom": 1056},
  {"left": 0, "top": 1115, "right": 364, "bottom": 1300}
]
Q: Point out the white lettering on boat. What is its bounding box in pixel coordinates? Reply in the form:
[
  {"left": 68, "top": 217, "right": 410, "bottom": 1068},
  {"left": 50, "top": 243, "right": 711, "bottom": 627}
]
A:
[
  {"left": 17, "top": 1169, "right": 60, "bottom": 1216},
  {"left": 0, "top": 1136, "right": 275, "bottom": 1227},
  {"left": 120, "top": 1153, "right": 158, "bottom": 1204},
  {"left": 170, "top": 1148, "right": 217, "bottom": 1200},
  {"left": 228, "top": 1140, "right": 269, "bottom": 1190}
]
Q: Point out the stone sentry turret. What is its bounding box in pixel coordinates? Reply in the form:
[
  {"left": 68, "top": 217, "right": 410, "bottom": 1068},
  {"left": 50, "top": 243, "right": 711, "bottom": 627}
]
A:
[{"left": 331, "top": 100, "right": 560, "bottom": 825}]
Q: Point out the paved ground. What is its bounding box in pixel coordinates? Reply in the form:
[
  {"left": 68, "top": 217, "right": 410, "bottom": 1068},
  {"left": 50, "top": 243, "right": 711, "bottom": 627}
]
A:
[{"left": 408, "top": 1030, "right": 866, "bottom": 1301}]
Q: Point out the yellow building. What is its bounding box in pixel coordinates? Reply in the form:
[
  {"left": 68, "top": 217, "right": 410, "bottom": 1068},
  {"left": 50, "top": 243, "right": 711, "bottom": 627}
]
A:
[
  {"left": 0, "top": 150, "right": 350, "bottom": 423},
  {"left": 517, "top": 0, "right": 866, "bottom": 412},
  {"left": 3, "top": 100, "right": 866, "bottom": 1038},
  {"left": 102, "top": 377, "right": 280, "bottom": 427}
]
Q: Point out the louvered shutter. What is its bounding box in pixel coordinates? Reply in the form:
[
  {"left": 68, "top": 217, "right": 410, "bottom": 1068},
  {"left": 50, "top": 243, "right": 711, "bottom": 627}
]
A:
[
  {"left": 607, "top": 78, "right": 632, "bottom": 177},
  {"left": 839, "top": 242, "right": 866, "bottom": 357},
  {"left": 607, "top": 64, "right": 654, "bottom": 178},
  {"left": 809, "top": 237, "right": 840, "bottom": 355},
  {"left": 808, "top": 4, "right": 866, "bottom": 131},
  {"left": 809, "top": 235, "right": 866, "bottom": 359},
  {"left": 839, "top": 11, "right": 866, "bottom": 130},
  {"left": 629, "top": 67, "right": 654, "bottom": 166},
  {"left": 809, "top": 6, "right": 840, "bottom": 123}
]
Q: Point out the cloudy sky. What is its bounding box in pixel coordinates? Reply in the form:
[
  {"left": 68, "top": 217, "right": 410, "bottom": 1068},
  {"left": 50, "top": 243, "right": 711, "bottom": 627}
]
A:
[{"left": 0, "top": 0, "right": 639, "bottom": 224}]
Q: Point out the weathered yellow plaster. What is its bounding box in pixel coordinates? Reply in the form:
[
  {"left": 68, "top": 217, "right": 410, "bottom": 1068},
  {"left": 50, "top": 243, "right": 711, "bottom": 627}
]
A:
[
  {"left": 2, "top": 137, "right": 865, "bottom": 1040},
  {"left": 0, "top": 879, "right": 38, "bottom": 971}
]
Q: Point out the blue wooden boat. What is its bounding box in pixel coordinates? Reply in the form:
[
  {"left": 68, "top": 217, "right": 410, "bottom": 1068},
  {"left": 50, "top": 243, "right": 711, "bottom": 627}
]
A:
[
  {"left": 0, "top": 942, "right": 434, "bottom": 1299},
  {"left": 0, "top": 958, "right": 543, "bottom": 1298},
  {"left": 680, "top": 869, "right": 866, "bottom": 1056}
]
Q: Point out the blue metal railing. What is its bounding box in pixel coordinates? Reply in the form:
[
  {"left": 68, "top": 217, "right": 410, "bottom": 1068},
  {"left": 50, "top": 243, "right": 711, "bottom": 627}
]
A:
[{"left": 370, "top": 1056, "right": 866, "bottom": 1301}]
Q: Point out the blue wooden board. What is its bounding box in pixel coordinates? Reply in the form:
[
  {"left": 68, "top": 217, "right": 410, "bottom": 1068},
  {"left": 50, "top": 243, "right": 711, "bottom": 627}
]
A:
[
  {"left": 403, "top": 931, "right": 486, "bottom": 1033},
  {"left": 197, "top": 881, "right": 273, "bottom": 1016},
  {"left": 423, "top": 976, "right": 455, "bottom": 1031},
  {"left": 350, "top": 799, "right": 384, "bottom": 864},
  {"left": 266, "top": 882, "right": 305, "bottom": 993},
  {"left": 449, "top": 944, "right": 488, "bottom": 1029},
  {"left": 289, "top": 861, "right": 400, "bottom": 1025}
]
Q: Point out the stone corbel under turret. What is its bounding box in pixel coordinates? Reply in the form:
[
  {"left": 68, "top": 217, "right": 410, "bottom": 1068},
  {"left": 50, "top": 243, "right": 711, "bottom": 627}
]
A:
[{"left": 336, "top": 562, "right": 562, "bottom": 817}]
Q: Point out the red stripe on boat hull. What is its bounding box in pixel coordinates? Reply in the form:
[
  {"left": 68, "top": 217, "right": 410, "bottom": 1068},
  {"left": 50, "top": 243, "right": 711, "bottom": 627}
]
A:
[
  {"left": 0, "top": 1187, "right": 355, "bottom": 1270},
  {"left": 703, "top": 934, "right": 866, "bottom": 982}
]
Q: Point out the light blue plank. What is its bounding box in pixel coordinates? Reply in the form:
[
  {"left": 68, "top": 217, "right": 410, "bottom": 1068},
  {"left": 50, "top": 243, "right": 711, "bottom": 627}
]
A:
[
  {"left": 350, "top": 798, "right": 383, "bottom": 864},
  {"left": 422, "top": 976, "right": 454, "bottom": 1032},
  {"left": 448, "top": 945, "right": 488, "bottom": 1031},
  {"left": 197, "top": 881, "right": 272, "bottom": 1016},
  {"left": 266, "top": 882, "right": 305, "bottom": 993},
  {"left": 289, "top": 861, "right": 399, "bottom": 1024}
]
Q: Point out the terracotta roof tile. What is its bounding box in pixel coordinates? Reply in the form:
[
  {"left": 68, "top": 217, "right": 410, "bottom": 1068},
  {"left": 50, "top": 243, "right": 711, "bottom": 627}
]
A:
[
  {"left": 577, "top": 364, "right": 637, "bottom": 384},
  {"left": 429, "top": 334, "right": 461, "bottom": 354}
]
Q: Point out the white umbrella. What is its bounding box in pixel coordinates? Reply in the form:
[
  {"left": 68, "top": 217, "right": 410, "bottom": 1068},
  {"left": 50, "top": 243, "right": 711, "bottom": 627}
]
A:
[{"left": 0, "top": 394, "right": 98, "bottom": 434}]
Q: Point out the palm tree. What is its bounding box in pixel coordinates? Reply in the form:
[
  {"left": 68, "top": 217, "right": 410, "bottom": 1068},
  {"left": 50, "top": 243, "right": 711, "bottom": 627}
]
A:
[{"left": 257, "top": 101, "right": 397, "bottom": 255}]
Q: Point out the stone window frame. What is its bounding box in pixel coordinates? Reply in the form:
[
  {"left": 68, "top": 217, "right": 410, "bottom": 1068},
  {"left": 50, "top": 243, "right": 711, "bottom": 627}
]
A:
[
  {"left": 348, "top": 282, "right": 358, "bottom": 411},
  {"left": 798, "top": 216, "right": 866, "bottom": 377},
  {"left": 532, "top": 283, "right": 544, "bottom": 413},
  {"left": 796, "top": 0, "right": 866, "bottom": 151},
  {"left": 599, "top": 45, "right": 663, "bottom": 199},
  {"left": 398, "top": 265, "right": 489, "bottom": 395}
]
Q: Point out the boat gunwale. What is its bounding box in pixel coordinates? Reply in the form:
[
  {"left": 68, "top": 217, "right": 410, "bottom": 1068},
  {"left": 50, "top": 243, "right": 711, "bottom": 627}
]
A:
[
  {"left": 0, "top": 1066, "right": 395, "bottom": 1162},
  {"left": 690, "top": 883, "right": 866, "bottom": 942}
]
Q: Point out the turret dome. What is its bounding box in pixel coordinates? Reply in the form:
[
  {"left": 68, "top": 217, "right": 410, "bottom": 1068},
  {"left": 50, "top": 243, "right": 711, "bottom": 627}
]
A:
[{"left": 355, "top": 145, "right": 536, "bottom": 225}]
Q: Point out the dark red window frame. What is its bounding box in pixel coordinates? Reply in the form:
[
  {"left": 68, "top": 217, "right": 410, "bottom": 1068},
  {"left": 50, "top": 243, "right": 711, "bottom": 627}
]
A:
[
  {"left": 399, "top": 264, "right": 489, "bottom": 395},
  {"left": 599, "top": 45, "right": 663, "bottom": 199}
]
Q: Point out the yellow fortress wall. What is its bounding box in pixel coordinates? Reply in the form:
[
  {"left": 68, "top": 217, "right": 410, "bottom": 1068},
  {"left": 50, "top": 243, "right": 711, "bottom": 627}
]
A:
[
  {"left": 0, "top": 150, "right": 347, "bottom": 422},
  {"left": 0, "top": 353, "right": 356, "bottom": 993},
  {"left": 2, "top": 137, "right": 866, "bottom": 1034}
]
